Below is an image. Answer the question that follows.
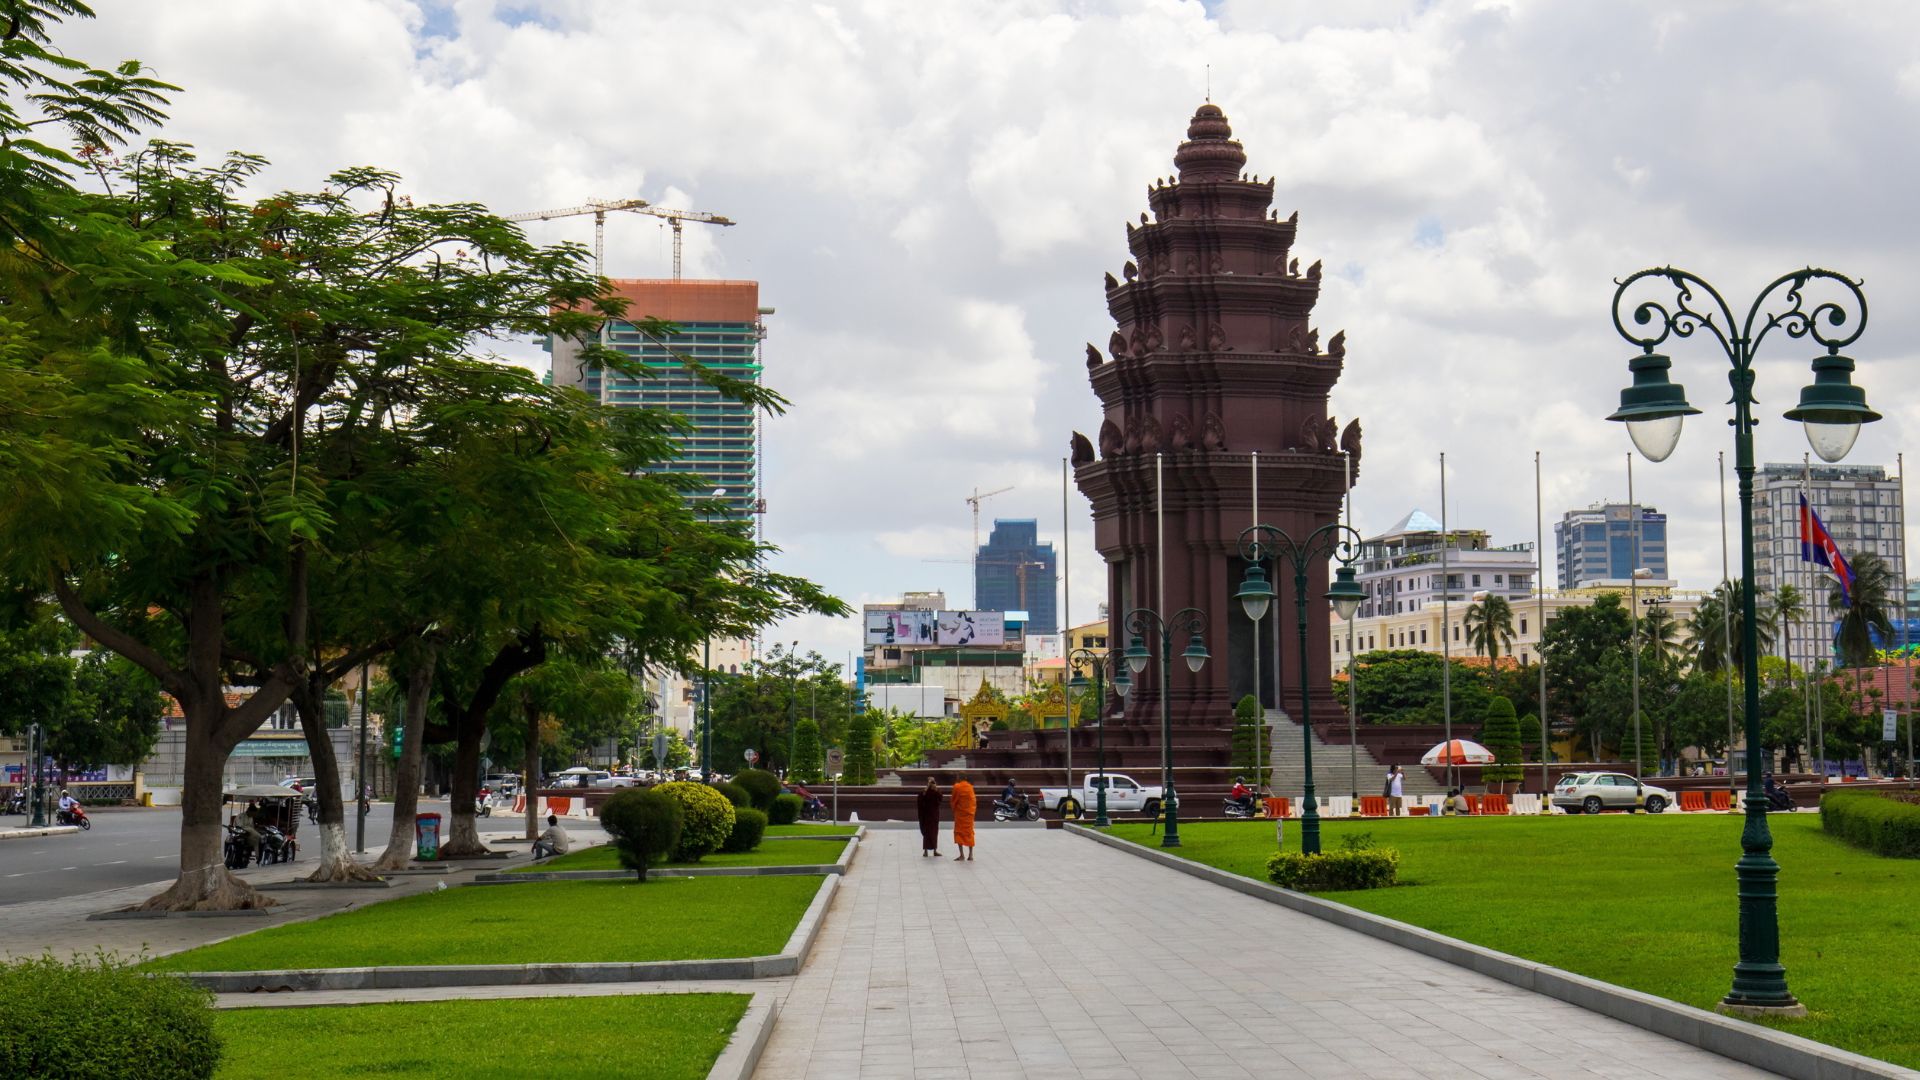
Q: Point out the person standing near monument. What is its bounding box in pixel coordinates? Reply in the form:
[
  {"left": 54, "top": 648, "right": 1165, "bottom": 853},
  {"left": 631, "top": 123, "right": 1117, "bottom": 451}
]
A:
[
  {"left": 916, "top": 777, "right": 943, "bottom": 857},
  {"left": 1385, "top": 765, "right": 1405, "bottom": 816},
  {"left": 950, "top": 777, "right": 976, "bottom": 861}
]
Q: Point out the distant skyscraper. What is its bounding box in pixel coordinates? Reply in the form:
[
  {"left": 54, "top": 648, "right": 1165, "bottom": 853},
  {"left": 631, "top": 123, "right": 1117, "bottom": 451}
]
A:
[
  {"left": 1555, "top": 502, "right": 1668, "bottom": 588},
  {"left": 975, "top": 519, "right": 1058, "bottom": 633},
  {"left": 547, "top": 279, "right": 766, "bottom": 519}
]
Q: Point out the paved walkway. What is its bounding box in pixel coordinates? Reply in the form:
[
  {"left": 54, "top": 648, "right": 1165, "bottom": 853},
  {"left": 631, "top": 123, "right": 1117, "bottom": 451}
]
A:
[{"left": 755, "top": 826, "right": 1772, "bottom": 1080}]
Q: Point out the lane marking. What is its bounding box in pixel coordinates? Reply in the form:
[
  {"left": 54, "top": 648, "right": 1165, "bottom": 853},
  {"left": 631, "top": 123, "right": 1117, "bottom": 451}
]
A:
[
  {"left": 98, "top": 860, "right": 126, "bottom": 866},
  {"left": 60, "top": 866, "right": 77, "bottom": 871}
]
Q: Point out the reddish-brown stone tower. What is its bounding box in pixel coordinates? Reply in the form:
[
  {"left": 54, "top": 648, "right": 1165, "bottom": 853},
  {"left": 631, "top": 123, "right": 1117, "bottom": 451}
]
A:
[{"left": 1072, "top": 103, "right": 1360, "bottom": 728}]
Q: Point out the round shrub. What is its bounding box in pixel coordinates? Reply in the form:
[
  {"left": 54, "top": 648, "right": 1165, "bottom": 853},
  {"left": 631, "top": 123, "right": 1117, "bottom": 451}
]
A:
[
  {"left": 0, "top": 954, "right": 220, "bottom": 1079},
  {"left": 597, "top": 787, "right": 684, "bottom": 879},
  {"left": 769, "top": 792, "right": 802, "bottom": 826},
  {"left": 654, "top": 781, "right": 736, "bottom": 862},
  {"left": 709, "top": 780, "right": 750, "bottom": 809},
  {"left": 733, "top": 768, "right": 782, "bottom": 811},
  {"left": 722, "top": 807, "right": 768, "bottom": 853}
]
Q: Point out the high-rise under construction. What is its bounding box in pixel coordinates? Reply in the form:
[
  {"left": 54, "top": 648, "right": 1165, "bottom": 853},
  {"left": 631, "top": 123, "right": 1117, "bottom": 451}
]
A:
[{"left": 547, "top": 279, "right": 767, "bottom": 519}]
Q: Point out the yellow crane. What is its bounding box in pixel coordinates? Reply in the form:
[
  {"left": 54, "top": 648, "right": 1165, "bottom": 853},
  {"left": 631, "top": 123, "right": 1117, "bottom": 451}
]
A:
[
  {"left": 965, "top": 485, "right": 1013, "bottom": 559},
  {"left": 503, "top": 199, "right": 736, "bottom": 279}
]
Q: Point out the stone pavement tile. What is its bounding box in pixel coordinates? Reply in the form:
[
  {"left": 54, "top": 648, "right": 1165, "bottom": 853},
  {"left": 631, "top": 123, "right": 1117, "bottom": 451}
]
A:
[{"left": 751, "top": 829, "right": 1777, "bottom": 1079}]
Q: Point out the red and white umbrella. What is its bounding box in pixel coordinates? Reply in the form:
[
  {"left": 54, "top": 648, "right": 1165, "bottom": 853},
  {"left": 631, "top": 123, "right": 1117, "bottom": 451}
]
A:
[{"left": 1421, "top": 738, "right": 1496, "bottom": 765}]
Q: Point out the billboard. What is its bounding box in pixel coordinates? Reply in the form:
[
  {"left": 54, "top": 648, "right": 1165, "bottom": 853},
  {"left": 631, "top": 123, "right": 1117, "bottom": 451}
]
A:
[
  {"left": 864, "top": 610, "right": 937, "bottom": 646},
  {"left": 937, "top": 610, "right": 1005, "bottom": 646}
]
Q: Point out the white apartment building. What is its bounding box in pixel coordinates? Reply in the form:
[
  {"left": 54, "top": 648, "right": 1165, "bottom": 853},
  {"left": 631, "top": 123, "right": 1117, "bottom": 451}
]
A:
[{"left": 1752, "top": 462, "right": 1905, "bottom": 672}]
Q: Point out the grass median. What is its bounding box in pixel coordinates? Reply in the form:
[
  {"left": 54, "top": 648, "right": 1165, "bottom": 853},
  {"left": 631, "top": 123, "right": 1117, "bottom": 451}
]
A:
[
  {"left": 766, "top": 823, "right": 858, "bottom": 837},
  {"left": 509, "top": 837, "right": 849, "bottom": 873},
  {"left": 145, "top": 876, "right": 823, "bottom": 972},
  {"left": 214, "top": 993, "right": 749, "bottom": 1079},
  {"left": 1107, "top": 813, "right": 1920, "bottom": 1069}
]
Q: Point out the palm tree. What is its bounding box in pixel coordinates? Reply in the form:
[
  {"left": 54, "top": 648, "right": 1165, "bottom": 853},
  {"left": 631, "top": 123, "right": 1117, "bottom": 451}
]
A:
[
  {"left": 1689, "top": 579, "right": 1776, "bottom": 673},
  {"left": 1767, "top": 584, "right": 1805, "bottom": 687},
  {"left": 1464, "top": 594, "right": 1516, "bottom": 669},
  {"left": 1639, "top": 604, "right": 1683, "bottom": 674},
  {"left": 1830, "top": 552, "right": 1895, "bottom": 669}
]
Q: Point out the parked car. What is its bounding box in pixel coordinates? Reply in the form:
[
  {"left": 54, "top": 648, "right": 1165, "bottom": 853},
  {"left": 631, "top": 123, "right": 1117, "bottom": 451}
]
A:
[
  {"left": 591, "top": 773, "right": 638, "bottom": 789},
  {"left": 551, "top": 769, "right": 611, "bottom": 789},
  {"left": 483, "top": 773, "right": 521, "bottom": 796},
  {"left": 1552, "top": 772, "right": 1673, "bottom": 815},
  {"left": 1038, "top": 773, "right": 1164, "bottom": 818},
  {"left": 278, "top": 776, "right": 316, "bottom": 792}
]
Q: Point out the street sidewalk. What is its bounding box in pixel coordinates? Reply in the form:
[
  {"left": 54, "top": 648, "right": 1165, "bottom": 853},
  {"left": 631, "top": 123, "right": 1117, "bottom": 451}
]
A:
[
  {"left": 0, "top": 826, "right": 80, "bottom": 841},
  {"left": 0, "top": 830, "right": 576, "bottom": 964}
]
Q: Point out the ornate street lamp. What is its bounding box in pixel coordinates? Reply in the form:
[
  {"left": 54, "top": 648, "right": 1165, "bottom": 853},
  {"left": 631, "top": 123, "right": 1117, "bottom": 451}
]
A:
[
  {"left": 1068, "top": 649, "right": 1130, "bottom": 826},
  {"left": 1122, "top": 607, "right": 1208, "bottom": 847},
  {"left": 1236, "top": 523, "right": 1365, "bottom": 855},
  {"left": 1606, "top": 266, "right": 1877, "bottom": 1017}
]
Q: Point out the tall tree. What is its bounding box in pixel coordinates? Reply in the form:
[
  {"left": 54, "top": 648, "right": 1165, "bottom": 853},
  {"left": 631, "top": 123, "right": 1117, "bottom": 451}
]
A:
[
  {"left": 1830, "top": 552, "right": 1895, "bottom": 670},
  {"left": 1767, "top": 584, "right": 1805, "bottom": 688},
  {"left": 1688, "top": 580, "right": 1775, "bottom": 675},
  {"left": 1538, "top": 593, "right": 1631, "bottom": 738},
  {"left": 1334, "top": 650, "right": 1497, "bottom": 726},
  {"left": 1479, "top": 698, "right": 1523, "bottom": 791},
  {"left": 1463, "top": 594, "right": 1516, "bottom": 670}
]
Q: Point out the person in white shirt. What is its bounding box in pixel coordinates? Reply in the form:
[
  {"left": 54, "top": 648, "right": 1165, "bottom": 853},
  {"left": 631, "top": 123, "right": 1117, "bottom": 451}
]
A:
[
  {"left": 1386, "top": 766, "right": 1405, "bottom": 816},
  {"left": 532, "top": 814, "right": 572, "bottom": 860}
]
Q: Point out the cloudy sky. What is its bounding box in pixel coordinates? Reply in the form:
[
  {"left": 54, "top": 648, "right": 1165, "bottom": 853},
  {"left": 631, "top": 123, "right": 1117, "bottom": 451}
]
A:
[{"left": 68, "top": 0, "right": 1920, "bottom": 662}]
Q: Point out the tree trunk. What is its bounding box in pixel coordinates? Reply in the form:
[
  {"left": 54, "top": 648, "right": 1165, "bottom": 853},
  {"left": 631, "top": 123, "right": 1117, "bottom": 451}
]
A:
[
  {"left": 523, "top": 693, "right": 541, "bottom": 841},
  {"left": 438, "top": 718, "right": 489, "bottom": 857},
  {"left": 137, "top": 706, "right": 276, "bottom": 911},
  {"left": 375, "top": 653, "right": 436, "bottom": 871},
  {"left": 293, "top": 683, "right": 381, "bottom": 883}
]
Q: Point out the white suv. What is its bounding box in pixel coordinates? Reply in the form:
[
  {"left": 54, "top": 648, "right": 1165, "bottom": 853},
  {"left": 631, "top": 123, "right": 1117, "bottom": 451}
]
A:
[{"left": 1552, "top": 772, "right": 1673, "bottom": 815}]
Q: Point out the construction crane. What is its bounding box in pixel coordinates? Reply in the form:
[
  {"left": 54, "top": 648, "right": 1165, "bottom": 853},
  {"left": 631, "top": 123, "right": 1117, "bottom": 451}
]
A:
[
  {"left": 965, "top": 485, "right": 1014, "bottom": 559},
  {"left": 503, "top": 200, "right": 736, "bottom": 279},
  {"left": 503, "top": 198, "right": 649, "bottom": 276}
]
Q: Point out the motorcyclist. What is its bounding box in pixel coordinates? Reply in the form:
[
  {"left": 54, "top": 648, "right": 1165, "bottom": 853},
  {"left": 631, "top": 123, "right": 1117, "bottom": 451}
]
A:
[
  {"left": 787, "top": 782, "right": 824, "bottom": 817},
  {"left": 1763, "top": 774, "right": 1795, "bottom": 812},
  {"left": 56, "top": 789, "right": 82, "bottom": 823},
  {"left": 1229, "top": 777, "right": 1255, "bottom": 815}
]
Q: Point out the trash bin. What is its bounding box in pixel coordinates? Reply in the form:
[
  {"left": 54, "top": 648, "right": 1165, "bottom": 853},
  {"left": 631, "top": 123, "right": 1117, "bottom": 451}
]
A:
[{"left": 415, "top": 812, "right": 442, "bottom": 861}]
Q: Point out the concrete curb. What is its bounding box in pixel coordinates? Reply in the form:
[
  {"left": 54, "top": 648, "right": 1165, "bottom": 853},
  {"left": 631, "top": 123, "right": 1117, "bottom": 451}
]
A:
[
  {"left": 1068, "top": 824, "right": 1918, "bottom": 1080},
  {"left": 708, "top": 992, "right": 779, "bottom": 1080},
  {"left": 257, "top": 879, "right": 396, "bottom": 891},
  {"left": 176, "top": 873, "right": 840, "bottom": 994},
  {"left": 0, "top": 826, "right": 80, "bottom": 840},
  {"left": 91, "top": 907, "right": 272, "bottom": 921},
  {"left": 765, "top": 825, "right": 865, "bottom": 842}
]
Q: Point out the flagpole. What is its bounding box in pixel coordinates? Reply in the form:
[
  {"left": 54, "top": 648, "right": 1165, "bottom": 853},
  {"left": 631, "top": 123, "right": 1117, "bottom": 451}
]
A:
[
  {"left": 1901, "top": 451, "right": 1913, "bottom": 779},
  {"left": 1537, "top": 450, "right": 1549, "bottom": 797},
  {"left": 1440, "top": 452, "right": 1453, "bottom": 790},
  {"left": 1251, "top": 450, "right": 1262, "bottom": 787},
  {"left": 1720, "top": 452, "right": 1735, "bottom": 793},
  {"left": 1061, "top": 455, "right": 1071, "bottom": 795},
  {"left": 1629, "top": 452, "right": 1643, "bottom": 777},
  {"left": 1806, "top": 454, "right": 1827, "bottom": 785}
]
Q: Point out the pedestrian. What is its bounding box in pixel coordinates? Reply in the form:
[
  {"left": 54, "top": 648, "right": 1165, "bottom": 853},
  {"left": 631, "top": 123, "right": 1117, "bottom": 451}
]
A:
[
  {"left": 916, "top": 777, "right": 942, "bottom": 857},
  {"left": 1445, "top": 788, "right": 1473, "bottom": 816},
  {"left": 532, "top": 814, "right": 572, "bottom": 860},
  {"left": 1385, "top": 765, "right": 1405, "bottom": 816},
  {"left": 950, "top": 776, "right": 976, "bottom": 861}
]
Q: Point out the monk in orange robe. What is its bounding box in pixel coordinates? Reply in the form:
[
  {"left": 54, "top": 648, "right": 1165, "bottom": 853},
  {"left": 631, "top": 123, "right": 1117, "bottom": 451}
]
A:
[{"left": 950, "top": 778, "right": 976, "bottom": 860}]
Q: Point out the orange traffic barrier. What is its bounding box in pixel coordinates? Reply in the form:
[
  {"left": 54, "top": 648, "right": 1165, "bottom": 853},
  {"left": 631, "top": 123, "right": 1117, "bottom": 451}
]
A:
[
  {"left": 1480, "top": 794, "right": 1510, "bottom": 816},
  {"left": 1709, "top": 790, "right": 1732, "bottom": 812},
  {"left": 1359, "top": 795, "right": 1390, "bottom": 817},
  {"left": 1679, "top": 791, "right": 1709, "bottom": 812},
  {"left": 1264, "top": 797, "right": 1291, "bottom": 819}
]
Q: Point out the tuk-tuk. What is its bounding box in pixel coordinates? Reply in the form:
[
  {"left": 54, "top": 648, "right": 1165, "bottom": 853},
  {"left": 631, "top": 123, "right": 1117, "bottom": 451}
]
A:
[{"left": 222, "top": 784, "right": 303, "bottom": 868}]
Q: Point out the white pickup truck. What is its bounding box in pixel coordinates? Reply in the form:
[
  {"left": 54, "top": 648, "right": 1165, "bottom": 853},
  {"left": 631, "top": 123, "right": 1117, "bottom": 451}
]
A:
[{"left": 1038, "top": 773, "right": 1165, "bottom": 819}]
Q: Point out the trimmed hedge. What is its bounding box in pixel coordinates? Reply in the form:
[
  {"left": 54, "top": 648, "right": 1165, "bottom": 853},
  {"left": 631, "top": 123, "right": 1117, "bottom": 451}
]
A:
[
  {"left": 733, "top": 769, "right": 782, "bottom": 812},
  {"left": 654, "top": 782, "right": 736, "bottom": 862},
  {"left": 1820, "top": 790, "right": 1920, "bottom": 858},
  {"left": 598, "top": 787, "right": 684, "bottom": 878},
  {"left": 1266, "top": 848, "right": 1400, "bottom": 891},
  {"left": 721, "top": 807, "right": 768, "bottom": 854},
  {"left": 709, "top": 780, "right": 751, "bottom": 810},
  {"left": 0, "top": 954, "right": 220, "bottom": 1079},
  {"left": 769, "top": 793, "right": 802, "bottom": 826}
]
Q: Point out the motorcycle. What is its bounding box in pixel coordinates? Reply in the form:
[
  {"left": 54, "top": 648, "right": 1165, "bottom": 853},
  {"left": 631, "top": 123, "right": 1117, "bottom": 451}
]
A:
[
  {"left": 992, "top": 793, "right": 1042, "bottom": 822},
  {"left": 798, "top": 797, "right": 829, "bottom": 822},
  {"left": 257, "top": 823, "right": 298, "bottom": 864},
  {"left": 3, "top": 789, "right": 25, "bottom": 816},
  {"left": 56, "top": 804, "right": 92, "bottom": 830},
  {"left": 223, "top": 823, "right": 256, "bottom": 869},
  {"left": 1222, "top": 793, "right": 1264, "bottom": 819}
]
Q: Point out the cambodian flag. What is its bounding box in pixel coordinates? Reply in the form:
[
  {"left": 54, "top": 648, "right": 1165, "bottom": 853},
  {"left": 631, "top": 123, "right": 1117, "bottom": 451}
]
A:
[{"left": 1800, "top": 494, "right": 1856, "bottom": 607}]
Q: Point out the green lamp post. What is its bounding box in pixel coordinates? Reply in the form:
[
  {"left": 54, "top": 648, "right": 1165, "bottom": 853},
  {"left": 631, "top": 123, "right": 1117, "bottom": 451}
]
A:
[
  {"left": 1235, "top": 523, "right": 1366, "bottom": 855},
  {"left": 1068, "top": 648, "right": 1131, "bottom": 826},
  {"left": 1607, "top": 266, "right": 1877, "bottom": 1017},
  {"left": 1122, "top": 607, "right": 1209, "bottom": 847}
]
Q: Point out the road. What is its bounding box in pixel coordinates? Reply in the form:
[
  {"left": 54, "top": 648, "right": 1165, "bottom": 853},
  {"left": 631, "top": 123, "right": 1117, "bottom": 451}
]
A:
[{"left": 0, "top": 801, "right": 596, "bottom": 905}]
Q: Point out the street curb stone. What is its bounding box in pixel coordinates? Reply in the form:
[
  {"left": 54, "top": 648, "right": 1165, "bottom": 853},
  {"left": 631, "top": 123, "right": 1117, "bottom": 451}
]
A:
[
  {"left": 471, "top": 834, "right": 859, "bottom": 884},
  {"left": 0, "top": 826, "right": 80, "bottom": 840},
  {"left": 1067, "top": 823, "right": 1918, "bottom": 1080},
  {"left": 174, "top": 872, "right": 840, "bottom": 994},
  {"left": 707, "top": 992, "right": 778, "bottom": 1080},
  {"left": 257, "top": 879, "right": 396, "bottom": 891}
]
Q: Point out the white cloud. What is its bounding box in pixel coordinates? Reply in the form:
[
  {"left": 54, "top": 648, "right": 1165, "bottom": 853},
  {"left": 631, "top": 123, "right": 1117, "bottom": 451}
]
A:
[{"left": 63, "top": 0, "right": 1920, "bottom": 664}]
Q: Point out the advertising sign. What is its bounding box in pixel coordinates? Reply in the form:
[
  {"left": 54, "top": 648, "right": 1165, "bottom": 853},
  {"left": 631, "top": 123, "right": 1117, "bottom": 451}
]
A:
[
  {"left": 936, "top": 610, "right": 1005, "bottom": 646},
  {"left": 1885, "top": 709, "right": 1900, "bottom": 742},
  {"left": 864, "top": 610, "right": 938, "bottom": 646}
]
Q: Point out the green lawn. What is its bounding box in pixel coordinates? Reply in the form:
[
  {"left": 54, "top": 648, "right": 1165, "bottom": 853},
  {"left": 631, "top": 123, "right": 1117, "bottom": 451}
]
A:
[
  {"left": 214, "top": 993, "right": 749, "bottom": 1079},
  {"left": 1108, "top": 815, "right": 1920, "bottom": 1069},
  {"left": 766, "top": 823, "right": 858, "bottom": 837},
  {"left": 509, "top": 838, "right": 848, "bottom": 873},
  {"left": 146, "top": 876, "right": 822, "bottom": 972}
]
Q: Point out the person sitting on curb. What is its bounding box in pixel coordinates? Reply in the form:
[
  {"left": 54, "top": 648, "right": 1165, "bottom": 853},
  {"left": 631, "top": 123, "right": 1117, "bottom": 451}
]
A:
[
  {"left": 531, "top": 813, "right": 572, "bottom": 860},
  {"left": 1445, "top": 788, "right": 1474, "bottom": 816}
]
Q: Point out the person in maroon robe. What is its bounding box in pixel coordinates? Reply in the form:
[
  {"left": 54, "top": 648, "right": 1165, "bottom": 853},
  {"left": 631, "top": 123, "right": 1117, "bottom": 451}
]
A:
[{"left": 916, "top": 777, "right": 942, "bottom": 857}]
